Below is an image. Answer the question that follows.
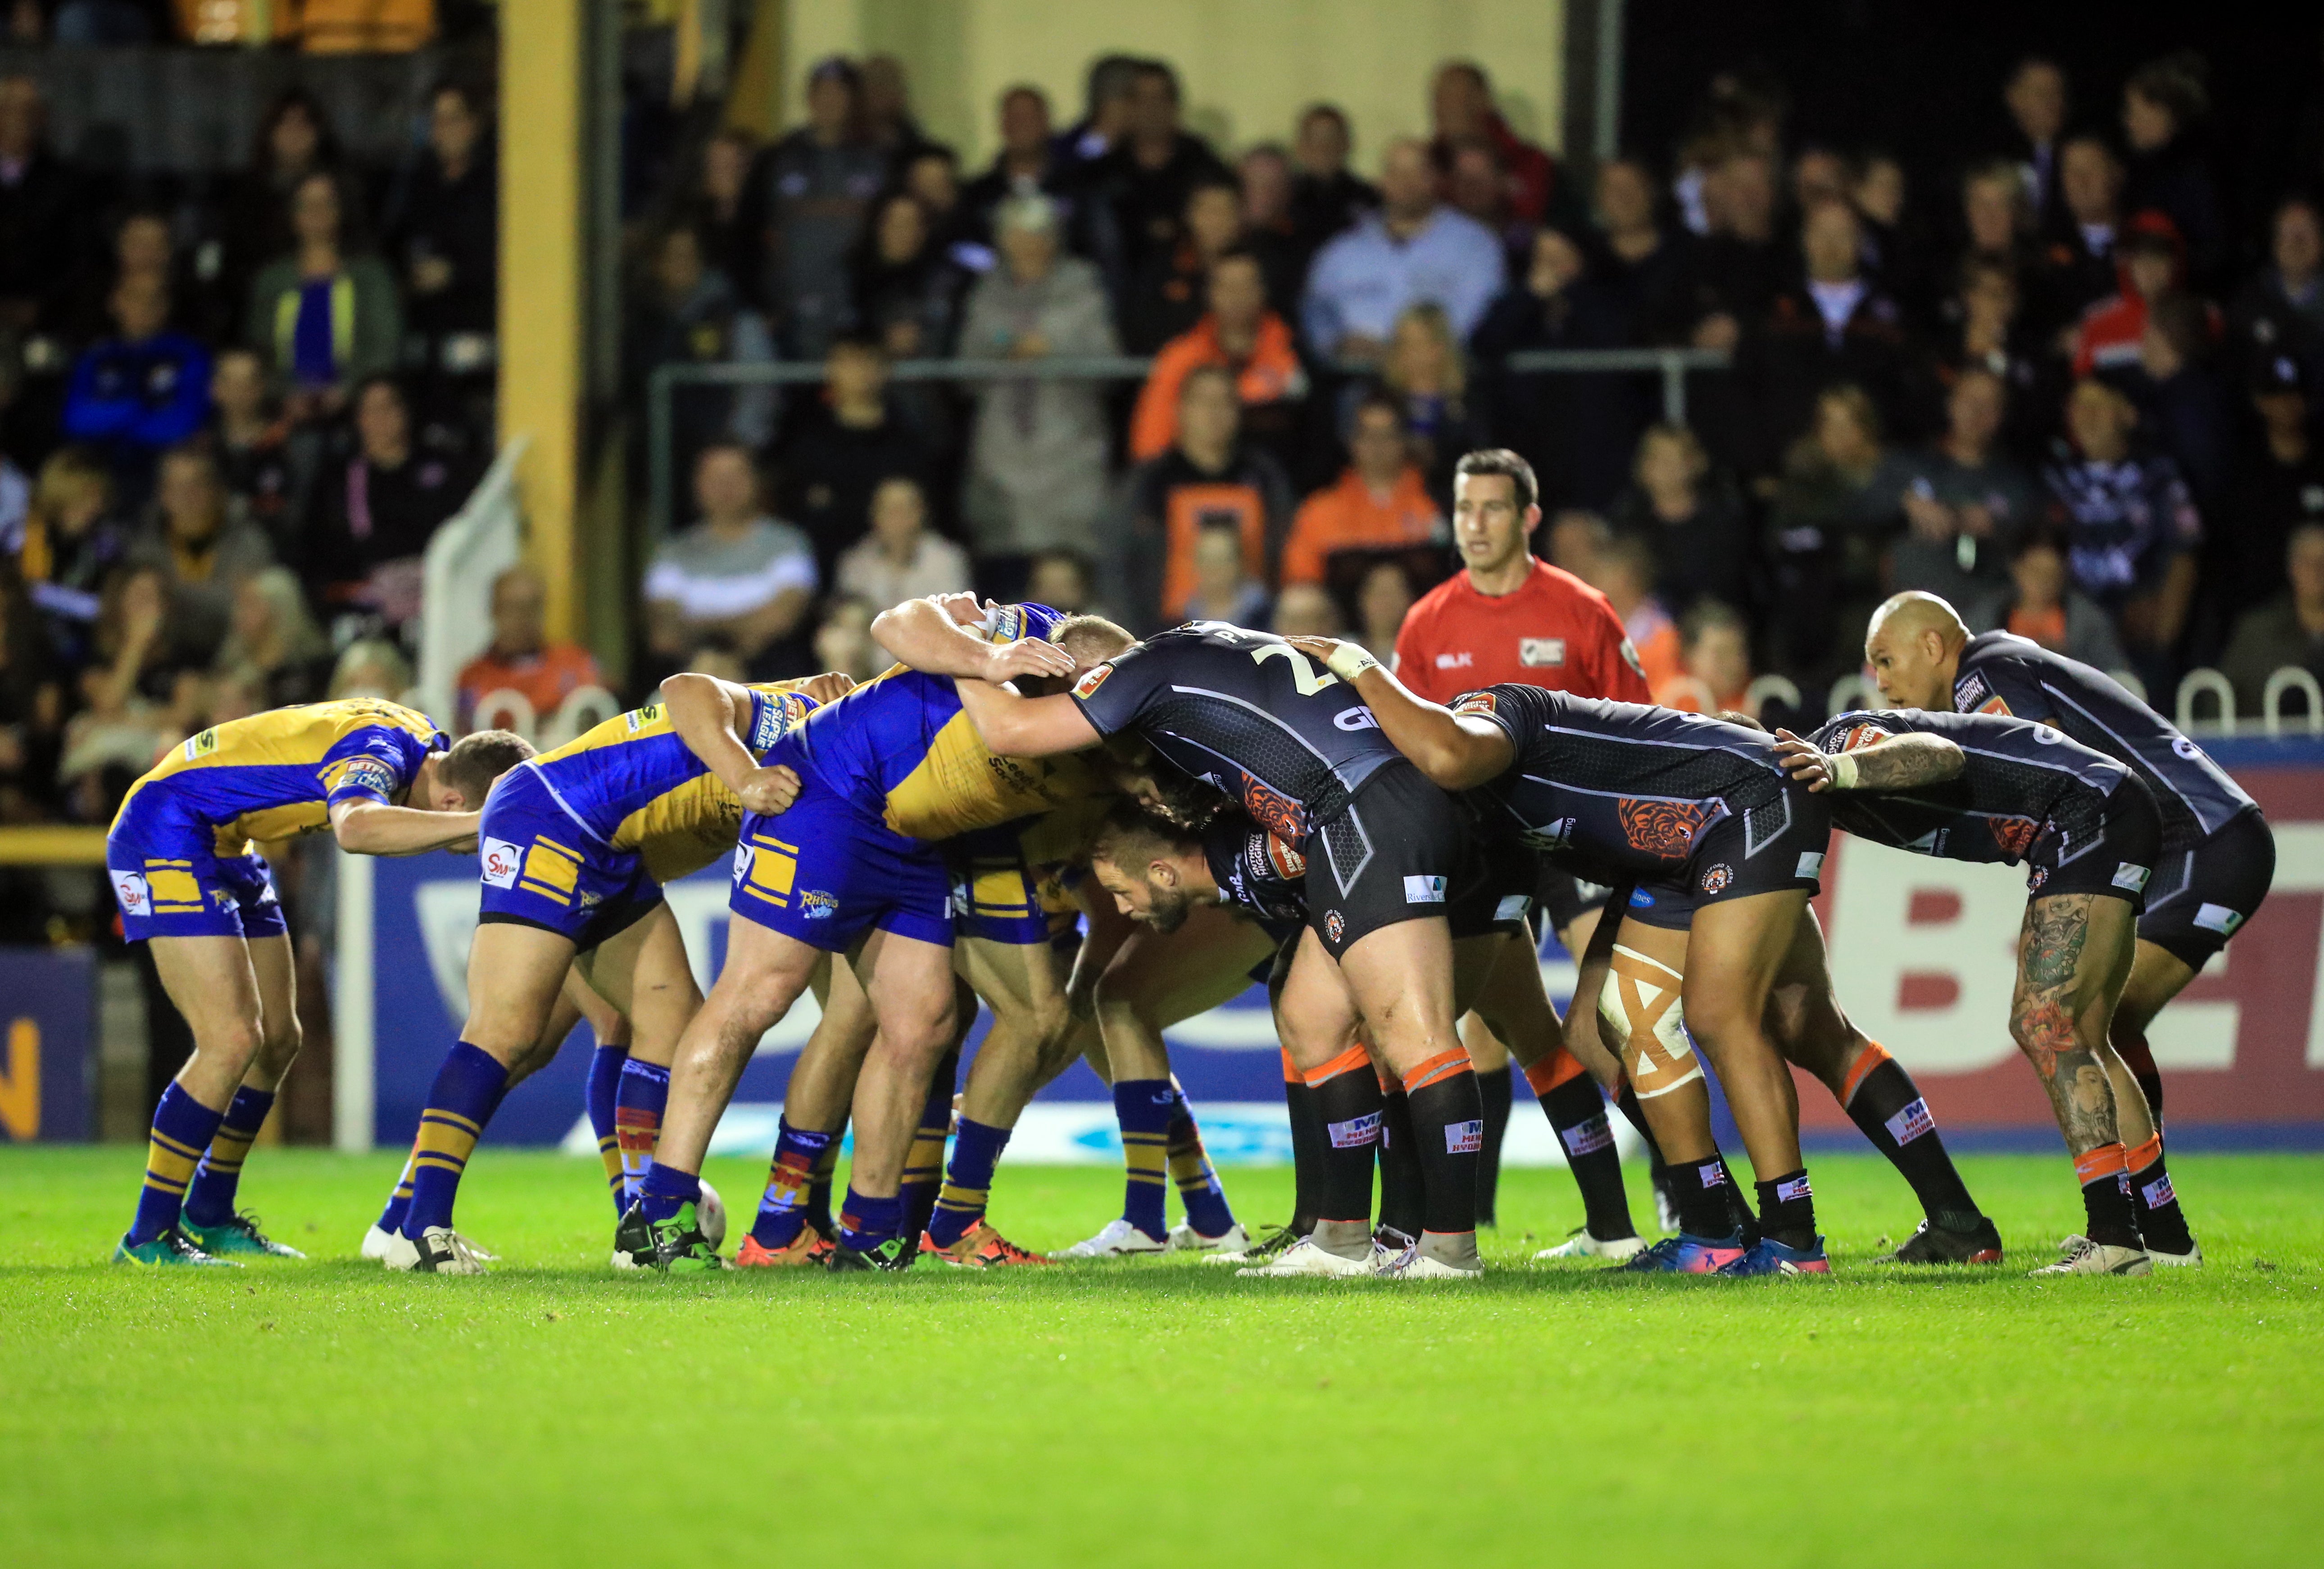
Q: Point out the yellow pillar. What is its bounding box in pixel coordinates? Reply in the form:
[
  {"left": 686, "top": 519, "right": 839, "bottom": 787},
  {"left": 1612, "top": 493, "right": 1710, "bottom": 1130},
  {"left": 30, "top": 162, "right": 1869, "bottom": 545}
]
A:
[{"left": 498, "top": 0, "right": 587, "bottom": 642}]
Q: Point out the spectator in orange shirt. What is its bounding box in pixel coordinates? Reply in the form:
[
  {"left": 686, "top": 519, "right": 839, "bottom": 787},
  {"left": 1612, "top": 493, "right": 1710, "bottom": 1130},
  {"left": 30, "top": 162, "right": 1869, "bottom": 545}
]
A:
[
  {"left": 455, "top": 563, "right": 604, "bottom": 734},
  {"left": 1110, "top": 363, "right": 1293, "bottom": 630},
  {"left": 1653, "top": 599, "right": 1754, "bottom": 714},
  {"left": 1589, "top": 529, "right": 1682, "bottom": 693},
  {"left": 1280, "top": 393, "right": 1445, "bottom": 585},
  {"left": 1127, "top": 246, "right": 1307, "bottom": 462}
]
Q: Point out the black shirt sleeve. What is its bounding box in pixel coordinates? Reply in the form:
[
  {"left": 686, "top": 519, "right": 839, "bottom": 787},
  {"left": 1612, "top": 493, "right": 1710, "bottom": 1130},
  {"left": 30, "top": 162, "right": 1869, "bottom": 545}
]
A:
[{"left": 1067, "top": 640, "right": 1161, "bottom": 736}]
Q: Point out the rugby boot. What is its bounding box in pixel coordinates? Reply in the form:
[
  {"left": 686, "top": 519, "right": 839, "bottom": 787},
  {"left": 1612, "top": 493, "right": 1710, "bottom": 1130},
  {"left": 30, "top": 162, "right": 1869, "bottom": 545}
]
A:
[
  {"left": 1535, "top": 1225, "right": 1648, "bottom": 1263},
  {"left": 921, "top": 1221, "right": 1052, "bottom": 1269},
  {"left": 1875, "top": 1217, "right": 2003, "bottom": 1265},
  {"left": 1720, "top": 1234, "right": 1831, "bottom": 1276},
  {"left": 1616, "top": 1229, "right": 1747, "bottom": 1274},
  {"left": 113, "top": 1228, "right": 239, "bottom": 1267},
  {"left": 826, "top": 1233, "right": 916, "bottom": 1272},
  {"left": 182, "top": 1211, "right": 305, "bottom": 1258},
  {"left": 735, "top": 1224, "right": 832, "bottom": 1268}
]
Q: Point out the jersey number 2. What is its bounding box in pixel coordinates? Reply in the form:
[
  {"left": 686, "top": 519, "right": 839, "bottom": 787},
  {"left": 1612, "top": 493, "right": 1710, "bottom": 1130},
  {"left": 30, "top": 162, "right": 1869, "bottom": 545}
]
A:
[{"left": 1253, "top": 644, "right": 1341, "bottom": 697}]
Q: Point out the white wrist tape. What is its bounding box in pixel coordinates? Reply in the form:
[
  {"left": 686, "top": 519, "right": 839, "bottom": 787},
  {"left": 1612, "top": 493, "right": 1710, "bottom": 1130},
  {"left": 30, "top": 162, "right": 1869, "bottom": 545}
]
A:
[
  {"left": 1826, "top": 752, "right": 1860, "bottom": 790},
  {"left": 1323, "top": 644, "right": 1380, "bottom": 683}
]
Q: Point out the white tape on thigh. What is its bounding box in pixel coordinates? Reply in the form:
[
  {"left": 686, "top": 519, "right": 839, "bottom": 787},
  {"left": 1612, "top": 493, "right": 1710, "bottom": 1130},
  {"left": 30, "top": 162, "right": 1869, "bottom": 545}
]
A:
[{"left": 1600, "top": 944, "right": 1701, "bottom": 1099}]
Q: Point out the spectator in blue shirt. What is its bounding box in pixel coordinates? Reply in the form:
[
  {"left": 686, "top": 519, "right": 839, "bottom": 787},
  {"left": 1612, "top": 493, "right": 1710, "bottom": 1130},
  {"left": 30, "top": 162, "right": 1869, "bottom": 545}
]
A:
[
  {"left": 62, "top": 275, "right": 212, "bottom": 493},
  {"left": 1300, "top": 136, "right": 1505, "bottom": 366}
]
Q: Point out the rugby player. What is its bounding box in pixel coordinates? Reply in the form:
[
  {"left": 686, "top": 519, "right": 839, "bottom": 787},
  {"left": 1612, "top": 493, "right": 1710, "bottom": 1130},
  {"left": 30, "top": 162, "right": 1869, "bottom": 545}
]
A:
[
  {"left": 1861, "top": 591, "right": 2245, "bottom": 1263},
  {"left": 109, "top": 699, "right": 530, "bottom": 1265},
  {"left": 1291, "top": 646, "right": 1834, "bottom": 1275},
  {"left": 952, "top": 622, "right": 1499, "bottom": 1278},
  {"left": 1392, "top": 447, "right": 1657, "bottom": 1254},
  {"left": 371, "top": 673, "right": 840, "bottom": 1272},
  {"left": 625, "top": 602, "right": 1115, "bottom": 1272},
  {"left": 1088, "top": 801, "right": 1559, "bottom": 1276},
  {"left": 1775, "top": 707, "right": 2168, "bottom": 1271}
]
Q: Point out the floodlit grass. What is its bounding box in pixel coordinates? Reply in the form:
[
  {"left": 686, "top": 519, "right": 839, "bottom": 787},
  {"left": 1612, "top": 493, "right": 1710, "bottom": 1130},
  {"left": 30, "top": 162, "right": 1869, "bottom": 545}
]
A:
[{"left": 3, "top": 1147, "right": 2319, "bottom": 1568}]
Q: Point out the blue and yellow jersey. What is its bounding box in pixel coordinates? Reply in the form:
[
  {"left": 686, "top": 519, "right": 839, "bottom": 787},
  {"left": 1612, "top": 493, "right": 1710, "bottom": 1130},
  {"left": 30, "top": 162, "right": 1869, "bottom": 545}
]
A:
[
  {"left": 799, "top": 602, "right": 1108, "bottom": 843},
  {"left": 522, "top": 680, "right": 817, "bottom": 883},
  {"left": 112, "top": 699, "right": 446, "bottom": 854}
]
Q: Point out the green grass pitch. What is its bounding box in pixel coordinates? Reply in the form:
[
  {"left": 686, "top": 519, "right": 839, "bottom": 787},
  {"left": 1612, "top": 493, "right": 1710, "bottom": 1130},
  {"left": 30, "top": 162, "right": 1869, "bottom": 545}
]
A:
[{"left": 4, "top": 1147, "right": 2320, "bottom": 1568}]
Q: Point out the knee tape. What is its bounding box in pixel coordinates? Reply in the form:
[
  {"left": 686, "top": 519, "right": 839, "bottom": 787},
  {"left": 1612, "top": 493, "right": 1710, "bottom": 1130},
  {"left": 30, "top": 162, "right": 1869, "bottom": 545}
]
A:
[{"left": 1598, "top": 945, "right": 1702, "bottom": 1100}]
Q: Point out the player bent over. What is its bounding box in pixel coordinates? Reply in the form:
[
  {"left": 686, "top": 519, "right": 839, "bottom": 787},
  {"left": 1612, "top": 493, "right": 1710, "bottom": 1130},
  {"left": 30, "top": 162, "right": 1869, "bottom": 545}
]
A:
[
  {"left": 109, "top": 700, "right": 528, "bottom": 1265},
  {"left": 375, "top": 675, "right": 834, "bottom": 1272},
  {"left": 1864, "top": 591, "right": 2260, "bottom": 1263},
  {"left": 1297, "top": 644, "right": 1834, "bottom": 1275},
  {"left": 1778, "top": 707, "right": 2173, "bottom": 1274},
  {"left": 957, "top": 623, "right": 1499, "bottom": 1278}
]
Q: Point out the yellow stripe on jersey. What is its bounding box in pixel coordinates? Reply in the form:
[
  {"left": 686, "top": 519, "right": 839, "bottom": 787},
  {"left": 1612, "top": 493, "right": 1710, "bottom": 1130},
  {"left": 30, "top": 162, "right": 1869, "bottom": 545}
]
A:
[{"left": 881, "top": 711, "right": 1108, "bottom": 843}]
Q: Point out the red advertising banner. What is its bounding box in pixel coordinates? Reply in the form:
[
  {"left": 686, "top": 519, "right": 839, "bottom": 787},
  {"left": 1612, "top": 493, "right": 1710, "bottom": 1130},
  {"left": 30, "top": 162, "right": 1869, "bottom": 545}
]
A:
[{"left": 1804, "top": 758, "right": 2324, "bottom": 1134}]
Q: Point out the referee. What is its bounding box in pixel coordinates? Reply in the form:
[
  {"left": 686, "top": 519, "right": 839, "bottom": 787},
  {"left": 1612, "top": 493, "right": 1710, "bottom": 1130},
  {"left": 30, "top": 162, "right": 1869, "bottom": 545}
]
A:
[{"left": 1391, "top": 449, "right": 1657, "bottom": 1251}]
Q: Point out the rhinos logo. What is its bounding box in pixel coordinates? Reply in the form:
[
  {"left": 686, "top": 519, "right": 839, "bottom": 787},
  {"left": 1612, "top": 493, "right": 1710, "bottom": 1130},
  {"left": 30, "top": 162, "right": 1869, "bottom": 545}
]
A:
[
  {"left": 1617, "top": 797, "right": 1714, "bottom": 857},
  {"left": 1699, "top": 863, "right": 1734, "bottom": 895},
  {"left": 1989, "top": 816, "right": 2040, "bottom": 857},
  {"left": 799, "top": 890, "right": 839, "bottom": 920},
  {"left": 1239, "top": 775, "right": 1308, "bottom": 842}
]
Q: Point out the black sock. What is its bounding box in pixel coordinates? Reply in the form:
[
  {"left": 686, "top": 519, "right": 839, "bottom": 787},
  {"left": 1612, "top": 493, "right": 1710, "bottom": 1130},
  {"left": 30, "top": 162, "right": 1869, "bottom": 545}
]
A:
[
  {"left": 1614, "top": 1081, "right": 1668, "bottom": 1170},
  {"left": 2079, "top": 1149, "right": 2142, "bottom": 1250},
  {"left": 1282, "top": 1069, "right": 1324, "bottom": 1237},
  {"left": 1475, "top": 1065, "right": 1512, "bottom": 1226},
  {"left": 2134, "top": 1072, "right": 2165, "bottom": 1127},
  {"left": 1310, "top": 1065, "right": 1385, "bottom": 1224},
  {"left": 1753, "top": 1169, "right": 1817, "bottom": 1251},
  {"left": 2128, "top": 1135, "right": 2194, "bottom": 1253},
  {"left": 1538, "top": 1071, "right": 1636, "bottom": 1241},
  {"left": 1718, "top": 1155, "right": 1760, "bottom": 1241},
  {"left": 1377, "top": 1086, "right": 1426, "bottom": 1240},
  {"left": 1842, "top": 1054, "right": 1984, "bottom": 1233},
  {"left": 1671, "top": 1154, "right": 1736, "bottom": 1237},
  {"left": 1406, "top": 1069, "right": 1484, "bottom": 1236}
]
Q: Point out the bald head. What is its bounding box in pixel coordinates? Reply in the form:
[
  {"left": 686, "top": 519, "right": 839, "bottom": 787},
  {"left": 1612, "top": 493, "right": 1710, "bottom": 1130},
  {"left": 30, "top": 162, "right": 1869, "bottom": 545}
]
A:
[{"left": 1864, "top": 592, "right": 1969, "bottom": 710}]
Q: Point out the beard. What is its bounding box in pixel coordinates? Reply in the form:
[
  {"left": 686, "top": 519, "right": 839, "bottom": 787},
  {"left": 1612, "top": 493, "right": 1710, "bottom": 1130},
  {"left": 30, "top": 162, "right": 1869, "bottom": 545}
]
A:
[{"left": 1141, "top": 883, "right": 1193, "bottom": 934}]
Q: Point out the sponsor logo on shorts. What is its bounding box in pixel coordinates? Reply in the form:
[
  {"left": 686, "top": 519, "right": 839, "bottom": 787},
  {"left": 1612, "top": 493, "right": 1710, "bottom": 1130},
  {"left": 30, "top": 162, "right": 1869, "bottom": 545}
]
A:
[
  {"left": 2193, "top": 903, "right": 2243, "bottom": 935},
  {"left": 1521, "top": 816, "right": 1575, "bottom": 852},
  {"left": 1953, "top": 673, "right": 1988, "bottom": 712},
  {"left": 1071, "top": 662, "right": 1113, "bottom": 698},
  {"left": 1628, "top": 887, "right": 1657, "bottom": 908},
  {"left": 479, "top": 837, "right": 524, "bottom": 888},
  {"left": 2029, "top": 866, "right": 2051, "bottom": 890},
  {"left": 1446, "top": 1118, "right": 1484, "bottom": 1154},
  {"left": 1493, "top": 893, "right": 1532, "bottom": 924},
  {"left": 799, "top": 889, "right": 838, "bottom": 919},
  {"left": 2141, "top": 1173, "right": 2177, "bottom": 1209},
  {"left": 109, "top": 869, "right": 149, "bottom": 914},
  {"left": 731, "top": 845, "right": 751, "bottom": 881},
  {"left": 1560, "top": 1114, "right": 1613, "bottom": 1157},
  {"left": 1519, "top": 637, "right": 1566, "bottom": 668},
  {"left": 1775, "top": 1174, "right": 1813, "bottom": 1205},
  {"left": 1403, "top": 875, "right": 1447, "bottom": 904},
  {"left": 1795, "top": 851, "right": 1825, "bottom": 880},
  {"left": 1333, "top": 707, "right": 1380, "bottom": 732},
  {"left": 1699, "top": 863, "right": 1734, "bottom": 895},
  {"left": 1327, "top": 1111, "right": 1382, "bottom": 1149},
  {"left": 1324, "top": 910, "right": 1345, "bottom": 944},
  {"left": 1434, "top": 651, "right": 1474, "bottom": 671},
  {"left": 1884, "top": 1097, "right": 1935, "bottom": 1146},
  {"left": 2112, "top": 862, "right": 2152, "bottom": 893},
  {"left": 578, "top": 890, "right": 602, "bottom": 909}
]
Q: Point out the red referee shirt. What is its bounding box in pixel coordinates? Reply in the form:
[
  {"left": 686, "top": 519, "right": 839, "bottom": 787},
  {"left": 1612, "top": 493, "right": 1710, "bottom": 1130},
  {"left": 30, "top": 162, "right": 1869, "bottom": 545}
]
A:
[{"left": 1392, "top": 556, "right": 1650, "bottom": 706}]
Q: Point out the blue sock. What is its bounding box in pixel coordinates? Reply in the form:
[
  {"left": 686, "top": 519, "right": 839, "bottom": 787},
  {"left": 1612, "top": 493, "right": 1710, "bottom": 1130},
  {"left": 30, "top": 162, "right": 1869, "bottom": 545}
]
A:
[
  {"left": 127, "top": 1083, "right": 226, "bottom": 1245},
  {"left": 639, "top": 1161, "right": 700, "bottom": 1226},
  {"left": 928, "top": 1116, "right": 1011, "bottom": 1248},
  {"left": 1165, "top": 1088, "right": 1236, "bottom": 1239},
  {"left": 181, "top": 1085, "right": 276, "bottom": 1227},
  {"left": 376, "top": 1152, "right": 416, "bottom": 1236},
  {"left": 401, "top": 1042, "right": 509, "bottom": 1238},
  {"left": 587, "top": 1041, "right": 630, "bottom": 1215},
  {"left": 836, "top": 1186, "right": 902, "bottom": 1252},
  {"left": 1113, "top": 1079, "right": 1174, "bottom": 1240},
  {"left": 614, "top": 1058, "right": 671, "bottom": 1202},
  {"left": 750, "top": 1118, "right": 836, "bottom": 1248}
]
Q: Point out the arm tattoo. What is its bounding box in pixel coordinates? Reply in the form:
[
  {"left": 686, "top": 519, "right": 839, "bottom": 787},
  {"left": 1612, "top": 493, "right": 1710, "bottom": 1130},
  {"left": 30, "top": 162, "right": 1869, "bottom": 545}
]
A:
[{"left": 1843, "top": 733, "right": 1965, "bottom": 792}]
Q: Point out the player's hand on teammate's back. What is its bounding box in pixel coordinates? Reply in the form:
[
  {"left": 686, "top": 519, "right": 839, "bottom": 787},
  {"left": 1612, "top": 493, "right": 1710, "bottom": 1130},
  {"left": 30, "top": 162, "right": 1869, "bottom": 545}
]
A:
[
  {"left": 1771, "top": 730, "right": 1833, "bottom": 791},
  {"left": 799, "top": 671, "right": 857, "bottom": 705},
  {"left": 985, "top": 637, "right": 1076, "bottom": 684},
  {"left": 737, "top": 764, "right": 803, "bottom": 816}
]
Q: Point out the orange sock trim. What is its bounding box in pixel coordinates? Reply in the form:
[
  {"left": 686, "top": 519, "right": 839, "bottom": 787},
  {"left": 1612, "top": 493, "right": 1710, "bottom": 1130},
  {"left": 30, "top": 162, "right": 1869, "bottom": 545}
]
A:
[
  {"left": 1375, "top": 1066, "right": 1399, "bottom": 1095},
  {"left": 1522, "top": 1047, "right": 1588, "bottom": 1097},
  {"left": 1838, "top": 1040, "right": 1894, "bottom": 1108},
  {"left": 1401, "top": 1047, "right": 1474, "bottom": 1094},
  {"left": 1300, "top": 1045, "right": 1372, "bottom": 1088},
  {"left": 2126, "top": 1133, "right": 2164, "bottom": 1174},
  {"left": 2073, "top": 1143, "right": 2129, "bottom": 1186},
  {"left": 1280, "top": 1047, "right": 1299, "bottom": 1084}
]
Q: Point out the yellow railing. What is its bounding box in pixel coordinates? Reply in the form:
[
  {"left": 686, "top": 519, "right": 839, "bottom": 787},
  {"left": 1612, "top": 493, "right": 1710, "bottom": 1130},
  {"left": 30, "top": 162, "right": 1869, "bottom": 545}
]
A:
[{"left": 0, "top": 827, "right": 107, "bottom": 866}]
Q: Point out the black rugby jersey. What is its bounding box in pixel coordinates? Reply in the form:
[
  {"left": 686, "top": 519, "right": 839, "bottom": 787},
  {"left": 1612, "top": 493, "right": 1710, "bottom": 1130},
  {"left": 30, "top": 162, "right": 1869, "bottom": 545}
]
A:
[
  {"left": 1069, "top": 622, "right": 1402, "bottom": 841},
  {"left": 1451, "top": 683, "right": 1793, "bottom": 884},
  {"left": 1952, "top": 631, "right": 2254, "bottom": 853},
  {"left": 1201, "top": 815, "right": 1312, "bottom": 926},
  {"left": 1811, "top": 708, "right": 2133, "bottom": 867}
]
